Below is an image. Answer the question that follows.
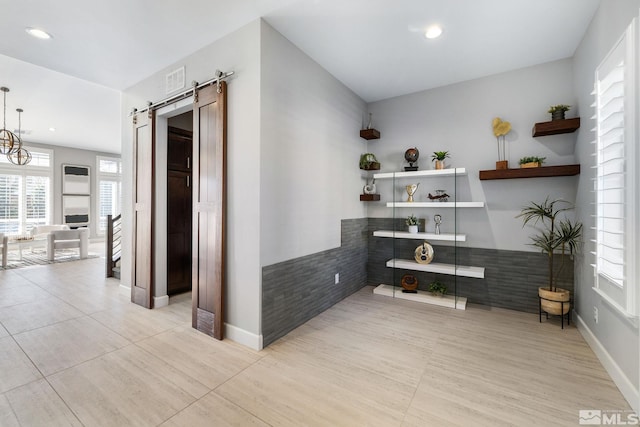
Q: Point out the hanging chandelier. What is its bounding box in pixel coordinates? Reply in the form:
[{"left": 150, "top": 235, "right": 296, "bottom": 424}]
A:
[
  {"left": 0, "top": 87, "right": 19, "bottom": 155},
  {"left": 7, "top": 108, "right": 31, "bottom": 166}
]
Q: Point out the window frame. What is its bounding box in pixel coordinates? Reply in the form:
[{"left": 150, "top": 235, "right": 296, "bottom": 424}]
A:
[{"left": 96, "top": 155, "right": 122, "bottom": 236}]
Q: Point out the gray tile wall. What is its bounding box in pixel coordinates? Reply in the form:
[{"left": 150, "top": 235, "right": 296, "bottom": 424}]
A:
[
  {"left": 261, "top": 218, "right": 368, "bottom": 347},
  {"left": 262, "top": 217, "right": 574, "bottom": 348},
  {"left": 367, "top": 218, "right": 574, "bottom": 314}
]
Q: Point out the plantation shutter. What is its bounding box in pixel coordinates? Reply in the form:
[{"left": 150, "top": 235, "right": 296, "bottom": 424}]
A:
[
  {"left": 0, "top": 174, "right": 20, "bottom": 233},
  {"left": 25, "top": 176, "right": 49, "bottom": 230}
]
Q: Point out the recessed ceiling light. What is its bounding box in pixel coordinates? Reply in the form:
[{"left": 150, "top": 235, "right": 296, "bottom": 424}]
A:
[
  {"left": 425, "top": 25, "right": 443, "bottom": 39},
  {"left": 26, "top": 27, "right": 52, "bottom": 39},
  {"left": 49, "top": 127, "right": 56, "bottom": 132}
]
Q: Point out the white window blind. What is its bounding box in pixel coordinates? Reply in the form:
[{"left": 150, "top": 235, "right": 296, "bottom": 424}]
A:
[
  {"left": 592, "top": 17, "right": 638, "bottom": 317},
  {"left": 97, "top": 156, "right": 122, "bottom": 234},
  {"left": 25, "top": 176, "right": 50, "bottom": 229},
  {"left": 0, "top": 175, "right": 20, "bottom": 233}
]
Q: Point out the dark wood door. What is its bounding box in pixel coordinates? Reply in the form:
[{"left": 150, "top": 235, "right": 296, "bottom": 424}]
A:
[
  {"left": 192, "top": 82, "right": 227, "bottom": 339},
  {"left": 132, "top": 111, "right": 154, "bottom": 309},
  {"left": 167, "top": 127, "right": 192, "bottom": 295}
]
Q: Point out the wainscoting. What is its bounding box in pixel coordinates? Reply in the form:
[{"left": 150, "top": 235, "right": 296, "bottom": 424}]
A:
[
  {"left": 261, "top": 218, "right": 368, "bottom": 347},
  {"left": 367, "top": 218, "right": 574, "bottom": 314},
  {"left": 262, "top": 217, "right": 573, "bottom": 348}
]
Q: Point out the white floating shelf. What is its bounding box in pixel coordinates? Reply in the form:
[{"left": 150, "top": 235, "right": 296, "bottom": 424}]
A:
[
  {"left": 374, "top": 168, "right": 467, "bottom": 179},
  {"left": 373, "top": 284, "right": 467, "bottom": 310},
  {"left": 386, "top": 201, "right": 485, "bottom": 208},
  {"left": 386, "top": 258, "right": 485, "bottom": 279},
  {"left": 373, "top": 230, "right": 466, "bottom": 242}
]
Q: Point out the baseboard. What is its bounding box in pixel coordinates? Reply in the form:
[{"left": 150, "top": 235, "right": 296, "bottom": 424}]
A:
[
  {"left": 224, "top": 323, "right": 263, "bottom": 350},
  {"left": 576, "top": 314, "right": 640, "bottom": 414},
  {"left": 119, "top": 284, "right": 130, "bottom": 296},
  {"left": 153, "top": 295, "right": 169, "bottom": 308}
]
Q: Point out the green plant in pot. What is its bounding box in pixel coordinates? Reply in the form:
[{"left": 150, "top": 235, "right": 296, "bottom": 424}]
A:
[
  {"left": 359, "top": 153, "right": 380, "bottom": 170},
  {"left": 431, "top": 151, "right": 450, "bottom": 170},
  {"left": 519, "top": 156, "right": 546, "bottom": 168},
  {"left": 516, "top": 198, "right": 583, "bottom": 318},
  {"left": 406, "top": 214, "right": 419, "bottom": 233},
  {"left": 548, "top": 104, "right": 571, "bottom": 121},
  {"left": 428, "top": 281, "right": 447, "bottom": 297}
]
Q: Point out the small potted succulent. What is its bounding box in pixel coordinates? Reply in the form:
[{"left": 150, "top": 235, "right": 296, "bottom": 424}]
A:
[
  {"left": 428, "top": 281, "right": 447, "bottom": 297},
  {"left": 359, "top": 153, "right": 380, "bottom": 170},
  {"left": 548, "top": 104, "right": 571, "bottom": 121},
  {"left": 431, "top": 151, "right": 450, "bottom": 170},
  {"left": 406, "top": 214, "right": 419, "bottom": 233},
  {"left": 519, "top": 156, "right": 546, "bottom": 168}
]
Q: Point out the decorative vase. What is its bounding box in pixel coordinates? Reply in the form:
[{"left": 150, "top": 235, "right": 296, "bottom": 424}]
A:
[
  {"left": 405, "top": 183, "right": 419, "bottom": 202},
  {"left": 496, "top": 160, "right": 508, "bottom": 170},
  {"left": 435, "top": 160, "right": 445, "bottom": 170},
  {"left": 539, "top": 287, "right": 571, "bottom": 315},
  {"left": 408, "top": 225, "right": 418, "bottom": 234},
  {"left": 520, "top": 162, "right": 541, "bottom": 169},
  {"left": 551, "top": 111, "right": 565, "bottom": 121},
  {"left": 401, "top": 274, "right": 418, "bottom": 293}
]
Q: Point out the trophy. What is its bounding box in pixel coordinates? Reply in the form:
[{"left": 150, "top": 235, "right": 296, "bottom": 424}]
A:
[{"left": 405, "top": 183, "right": 419, "bottom": 202}]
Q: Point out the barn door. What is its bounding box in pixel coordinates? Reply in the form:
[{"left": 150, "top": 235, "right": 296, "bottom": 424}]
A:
[
  {"left": 192, "top": 82, "right": 227, "bottom": 339},
  {"left": 131, "top": 110, "right": 154, "bottom": 308}
]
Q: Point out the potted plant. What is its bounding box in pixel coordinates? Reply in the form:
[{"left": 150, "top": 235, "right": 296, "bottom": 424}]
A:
[
  {"left": 431, "top": 151, "right": 450, "bottom": 170},
  {"left": 428, "top": 281, "right": 447, "bottom": 297},
  {"left": 406, "top": 214, "right": 419, "bottom": 233},
  {"left": 519, "top": 156, "right": 546, "bottom": 168},
  {"left": 359, "top": 153, "right": 380, "bottom": 170},
  {"left": 516, "top": 198, "right": 583, "bottom": 318},
  {"left": 548, "top": 104, "right": 571, "bottom": 121}
]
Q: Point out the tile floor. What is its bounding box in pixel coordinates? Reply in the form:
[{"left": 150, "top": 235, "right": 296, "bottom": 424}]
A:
[{"left": 0, "top": 246, "right": 632, "bottom": 426}]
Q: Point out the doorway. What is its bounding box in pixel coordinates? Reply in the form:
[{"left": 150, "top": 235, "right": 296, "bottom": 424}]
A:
[{"left": 166, "top": 115, "right": 193, "bottom": 295}]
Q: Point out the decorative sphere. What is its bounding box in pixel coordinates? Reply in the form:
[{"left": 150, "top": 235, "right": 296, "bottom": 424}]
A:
[{"left": 405, "top": 147, "right": 419, "bottom": 164}]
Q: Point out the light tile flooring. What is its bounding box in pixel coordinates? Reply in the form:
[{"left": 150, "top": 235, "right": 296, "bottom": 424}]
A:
[{"left": 0, "top": 249, "right": 631, "bottom": 426}]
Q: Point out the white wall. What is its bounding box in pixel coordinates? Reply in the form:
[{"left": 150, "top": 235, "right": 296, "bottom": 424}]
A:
[
  {"left": 367, "top": 59, "right": 578, "bottom": 251},
  {"left": 259, "top": 21, "right": 368, "bottom": 266},
  {"left": 120, "top": 20, "right": 263, "bottom": 346},
  {"left": 572, "top": 0, "right": 640, "bottom": 412}
]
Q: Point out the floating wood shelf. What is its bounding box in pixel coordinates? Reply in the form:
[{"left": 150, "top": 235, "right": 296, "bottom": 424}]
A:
[
  {"left": 479, "top": 164, "right": 580, "bottom": 180},
  {"left": 360, "top": 194, "right": 380, "bottom": 201},
  {"left": 532, "top": 117, "right": 580, "bottom": 137},
  {"left": 360, "top": 128, "right": 380, "bottom": 140}
]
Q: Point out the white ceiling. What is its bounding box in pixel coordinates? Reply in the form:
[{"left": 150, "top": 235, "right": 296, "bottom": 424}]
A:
[{"left": 1, "top": 0, "right": 601, "bottom": 154}]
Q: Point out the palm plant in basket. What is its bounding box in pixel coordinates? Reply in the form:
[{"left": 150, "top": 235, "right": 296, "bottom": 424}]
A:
[{"left": 516, "top": 198, "right": 583, "bottom": 316}]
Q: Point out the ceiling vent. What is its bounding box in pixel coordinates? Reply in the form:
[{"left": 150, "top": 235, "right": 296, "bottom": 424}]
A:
[{"left": 165, "top": 67, "right": 185, "bottom": 94}]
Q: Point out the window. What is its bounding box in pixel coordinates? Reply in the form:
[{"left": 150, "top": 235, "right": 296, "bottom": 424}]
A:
[
  {"left": 97, "top": 156, "right": 122, "bottom": 235},
  {"left": 0, "top": 147, "right": 53, "bottom": 235},
  {"left": 593, "top": 17, "right": 638, "bottom": 317}
]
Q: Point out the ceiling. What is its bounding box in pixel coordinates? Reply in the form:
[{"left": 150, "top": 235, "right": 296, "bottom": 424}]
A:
[{"left": 0, "top": 0, "right": 601, "bottom": 154}]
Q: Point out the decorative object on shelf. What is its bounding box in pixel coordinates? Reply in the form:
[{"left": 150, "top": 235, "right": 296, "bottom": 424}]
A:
[
  {"left": 516, "top": 197, "right": 583, "bottom": 325},
  {"left": 363, "top": 178, "right": 377, "bottom": 195},
  {"left": 434, "top": 214, "right": 442, "bottom": 235},
  {"left": 492, "top": 117, "right": 512, "bottom": 170},
  {"left": 431, "top": 151, "right": 449, "bottom": 170},
  {"left": 428, "top": 281, "right": 447, "bottom": 297},
  {"left": 359, "top": 153, "right": 380, "bottom": 170},
  {"left": 548, "top": 104, "right": 571, "bottom": 121},
  {"left": 406, "top": 214, "right": 419, "bottom": 233},
  {"left": 519, "top": 156, "right": 546, "bottom": 168},
  {"left": 404, "top": 147, "right": 419, "bottom": 171},
  {"left": 405, "top": 183, "right": 419, "bottom": 202},
  {"left": 428, "top": 190, "right": 450, "bottom": 202},
  {"left": 360, "top": 113, "right": 381, "bottom": 139},
  {"left": 401, "top": 274, "right": 418, "bottom": 293},
  {"left": 414, "top": 241, "right": 434, "bottom": 264}
]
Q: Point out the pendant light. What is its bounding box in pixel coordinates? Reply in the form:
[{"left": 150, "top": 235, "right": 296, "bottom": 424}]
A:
[
  {"left": 7, "top": 108, "right": 31, "bottom": 165},
  {"left": 0, "top": 87, "right": 19, "bottom": 155}
]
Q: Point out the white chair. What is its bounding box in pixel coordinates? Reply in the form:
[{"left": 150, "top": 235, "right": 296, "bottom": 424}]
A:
[
  {"left": 47, "top": 229, "right": 88, "bottom": 261},
  {"left": 0, "top": 233, "right": 7, "bottom": 268}
]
